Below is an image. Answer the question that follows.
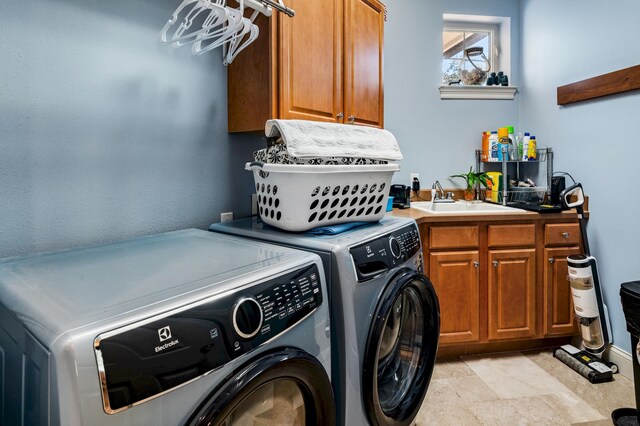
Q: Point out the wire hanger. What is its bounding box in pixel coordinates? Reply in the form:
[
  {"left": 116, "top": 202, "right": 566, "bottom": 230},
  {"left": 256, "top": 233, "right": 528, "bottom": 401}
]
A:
[
  {"left": 159, "top": 0, "right": 294, "bottom": 65},
  {"left": 190, "top": 5, "right": 244, "bottom": 53},
  {"left": 220, "top": 1, "right": 260, "bottom": 64},
  {"left": 171, "top": 0, "right": 231, "bottom": 47}
]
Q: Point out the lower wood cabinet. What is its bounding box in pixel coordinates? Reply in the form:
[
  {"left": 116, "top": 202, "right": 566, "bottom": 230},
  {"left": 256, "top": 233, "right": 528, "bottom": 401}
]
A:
[
  {"left": 543, "top": 247, "right": 581, "bottom": 336},
  {"left": 429, "top": 251, "right": 480, "bottom": 344},
  {"left": 421, "top": 219, "right": 579, "bottom": 356},
  {"left": 488, "top": 248, "right": 536, "bottom": 340}
]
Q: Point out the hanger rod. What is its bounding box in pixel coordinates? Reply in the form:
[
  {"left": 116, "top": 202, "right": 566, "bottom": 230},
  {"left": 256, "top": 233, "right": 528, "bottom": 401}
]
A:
[{"left": 248, "top": 0, "right": 295, "bottom": 17}]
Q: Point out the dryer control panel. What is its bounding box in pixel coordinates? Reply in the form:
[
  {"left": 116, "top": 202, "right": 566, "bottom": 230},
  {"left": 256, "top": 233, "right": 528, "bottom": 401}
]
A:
[
  {"left": 350, "top": 224, "right": 421, "bottom": 282},
  {"left": 94, "top": 263, "right": 322, "bottom": 414}
]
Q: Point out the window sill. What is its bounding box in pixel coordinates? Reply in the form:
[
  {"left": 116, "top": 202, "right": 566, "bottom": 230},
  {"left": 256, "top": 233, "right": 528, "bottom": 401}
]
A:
[{"left": 439, "top": 85, "right": 518, "bottom": 100}]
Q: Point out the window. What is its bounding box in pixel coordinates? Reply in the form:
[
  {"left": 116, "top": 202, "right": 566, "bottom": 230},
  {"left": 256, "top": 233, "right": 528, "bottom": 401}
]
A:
[
  {"left": 442, "top": 25, "right": 495, "bottom": 86},
  {"left": 440, "top": 14, "right": 515, "bottom": 99}
]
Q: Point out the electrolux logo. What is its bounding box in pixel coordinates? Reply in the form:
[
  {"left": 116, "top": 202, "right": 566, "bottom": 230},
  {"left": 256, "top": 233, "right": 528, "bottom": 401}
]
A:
[
  {"left": 155, "top": 325, "right": 179, "bottom": 353},
  {"left": 158, "top": 326, "right": 172, "bottom": 342}
]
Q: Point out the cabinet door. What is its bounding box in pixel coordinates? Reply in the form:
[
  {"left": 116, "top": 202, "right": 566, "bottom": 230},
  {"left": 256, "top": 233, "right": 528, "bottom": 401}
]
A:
[
  {"left": 544, "top": 247, "right": 580, "bottom": 336},
  {"left": 279, "top": 0, "right": 344, "bottom": 123},
  {"left": 488, "top": 249, "right": 536, "bottom": 340},
  {"left": 429, "top": 251, "right": 480, "bottom": 344},
  {"left": 343, "top": 0, "right": 384, "bottom": 128}
]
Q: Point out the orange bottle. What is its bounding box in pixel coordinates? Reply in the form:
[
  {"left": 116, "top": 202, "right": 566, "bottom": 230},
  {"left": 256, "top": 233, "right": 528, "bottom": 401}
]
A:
[{"left": 481, "top": 131, "right": 490, "bottom": 162}]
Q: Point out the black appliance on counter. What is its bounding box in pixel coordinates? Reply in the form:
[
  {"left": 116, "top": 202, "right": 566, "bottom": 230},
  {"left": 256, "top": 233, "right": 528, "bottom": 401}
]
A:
[
  {"left": 550, "top": 176, "right": 566, "bottom": 205},
  {"left": 390, "top": 184, "right": 411, "bottom": 209}
]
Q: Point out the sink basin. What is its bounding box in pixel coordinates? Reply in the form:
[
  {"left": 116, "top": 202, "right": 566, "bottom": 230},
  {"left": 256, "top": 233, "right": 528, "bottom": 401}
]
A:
[{"left": 411, "top": 201, "right": 522, "bottom": 215}]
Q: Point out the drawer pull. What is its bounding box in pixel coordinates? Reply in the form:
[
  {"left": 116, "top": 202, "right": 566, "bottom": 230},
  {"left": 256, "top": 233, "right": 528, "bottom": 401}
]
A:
[
  {"left": 562, "top": 232, "right": 569, "bottom": 238},
  {"left": 473, "top": 261, "right": 479, "bottom": 268},
  {"left": 336, "top": 112, "right": 344, "bottom": 119},
  {"left": 493, "top": 260, "right": 498, "bottom": 267},
  {"left": 348, "top": 115, "right": 356, "bottom": 124},
  {"left": 549, "top": 258, "right": 555, "bottom": 264}
]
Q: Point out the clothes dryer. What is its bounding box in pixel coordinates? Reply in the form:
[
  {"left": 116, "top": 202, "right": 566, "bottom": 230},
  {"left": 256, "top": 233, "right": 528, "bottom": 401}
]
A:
[
  {"left": 211, "top": 217, "right": 440, "bottom": 426},
  {"left": 0, "top": 229, "right": 334, "bottom": 425}
]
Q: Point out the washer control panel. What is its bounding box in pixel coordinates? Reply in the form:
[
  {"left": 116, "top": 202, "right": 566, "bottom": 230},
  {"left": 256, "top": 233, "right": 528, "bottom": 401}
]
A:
[
  {"left": 94, "top": 263, "right": 322, "bottom": 414},
  {"left": 350, "top": 224, "right": 421, "bottom": 282}
]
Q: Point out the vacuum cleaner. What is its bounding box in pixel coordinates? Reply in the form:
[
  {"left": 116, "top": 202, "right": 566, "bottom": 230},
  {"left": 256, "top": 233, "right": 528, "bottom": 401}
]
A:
[{"left": 552, "top": 183, "right": 618, "bottom": 383}]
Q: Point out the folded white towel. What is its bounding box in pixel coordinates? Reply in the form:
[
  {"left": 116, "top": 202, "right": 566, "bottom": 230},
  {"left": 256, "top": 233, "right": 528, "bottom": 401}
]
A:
[{"left": 265, "top": 119, "right": 403, "bottom": 161}]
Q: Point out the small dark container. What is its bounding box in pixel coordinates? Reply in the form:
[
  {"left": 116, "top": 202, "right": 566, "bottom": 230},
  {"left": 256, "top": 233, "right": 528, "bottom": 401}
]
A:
[
  {"left": 612, "top": 281, "right": 640, "bottom": 425},
  {"left": 612, "top": 407, "right": 639, "bottom": 426}
]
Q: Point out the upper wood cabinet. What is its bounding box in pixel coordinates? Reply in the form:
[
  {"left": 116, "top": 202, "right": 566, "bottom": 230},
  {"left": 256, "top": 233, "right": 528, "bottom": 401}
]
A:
[
  {"left": 343, "top": 0, "right": 384, "bottom": 127},
  {"left": 227, "top": 0, "right": 385, "bottom": 132},
  {"left": 279, "top": 0, "right": 343, "bottom": 124}
]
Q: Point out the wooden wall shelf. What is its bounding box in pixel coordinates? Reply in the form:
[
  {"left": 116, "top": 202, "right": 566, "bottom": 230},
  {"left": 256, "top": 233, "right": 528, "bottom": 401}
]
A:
[{"left": 557, "top": 64, "right": 640, "bottom": 105}]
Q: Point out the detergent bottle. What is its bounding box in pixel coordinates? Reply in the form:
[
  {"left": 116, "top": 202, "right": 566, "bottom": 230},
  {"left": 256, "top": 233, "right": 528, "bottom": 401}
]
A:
[
  {"left": 489, "top": 131, "right": 499, "bottom": 162},
  {"left": 527, "top": 135, "right": 537, "bottom": 161},
  {"left": 485, "top": 171, "right": 502, "bottom": 202}
]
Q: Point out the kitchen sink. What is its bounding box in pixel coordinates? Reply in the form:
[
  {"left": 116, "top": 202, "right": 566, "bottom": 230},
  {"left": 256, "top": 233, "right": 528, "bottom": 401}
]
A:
[{"left": 411, "top": 201, "right": 522, "bottom": 215}]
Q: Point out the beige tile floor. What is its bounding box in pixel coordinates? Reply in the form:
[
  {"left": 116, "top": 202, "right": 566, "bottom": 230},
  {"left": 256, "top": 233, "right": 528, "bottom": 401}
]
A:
[{"left": 415, "top": 350, "right": 636, "bottom": 425}]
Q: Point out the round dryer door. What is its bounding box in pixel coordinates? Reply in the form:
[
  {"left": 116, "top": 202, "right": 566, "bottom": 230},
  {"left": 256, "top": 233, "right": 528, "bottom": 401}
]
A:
[
  {"left": 188, "top": 348, "right": 335, "bottom": 426},
  {"left": 363, "top": 268, "right": 440, "bottom": 426}
]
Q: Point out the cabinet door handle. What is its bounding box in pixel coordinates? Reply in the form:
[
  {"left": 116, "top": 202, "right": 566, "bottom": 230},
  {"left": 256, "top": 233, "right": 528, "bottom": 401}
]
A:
[
  {"left": 348, "top": 115, "right": 355, "bottom": 124},
  {"left": 562, "top": 232, "right": 569, "bottom": 238},
  {"left": 336, "top": 112, "right": 344, "bottom": 119},
  {"left": 473, "top": 261, "right": 479, "bottom": 268},
  {"left": 549, "top": 258, "right": 555, "bottom": 264},
  {"left": 492, "top": 260, "right": 498, "bottom": 267}
]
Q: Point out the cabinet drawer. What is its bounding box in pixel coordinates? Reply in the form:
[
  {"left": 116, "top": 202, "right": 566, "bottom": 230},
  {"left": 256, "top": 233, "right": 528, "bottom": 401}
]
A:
[
  {"left": 430, "top": 226, "right": 479, "bottom": 249},
  {"left": 545, "top": 223, "right": 580, "bottom": 246},
  {"left": 488, "top": 224, "right": 535, "bottom": 247}
]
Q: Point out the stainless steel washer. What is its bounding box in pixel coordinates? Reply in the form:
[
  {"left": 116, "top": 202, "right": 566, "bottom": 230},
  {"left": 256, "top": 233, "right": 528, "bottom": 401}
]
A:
[
  {"left": 0, "top": 229, "right": 334, "bottom": 425},
  {"left": 211, "top": 217, "right": 440, "bottom": 426}
]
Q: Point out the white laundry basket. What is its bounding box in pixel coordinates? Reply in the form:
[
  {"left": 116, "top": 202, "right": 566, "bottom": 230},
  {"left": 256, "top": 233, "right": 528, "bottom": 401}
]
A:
[{"left": 247, "top": 162, "right": 400, "bottom": 232}]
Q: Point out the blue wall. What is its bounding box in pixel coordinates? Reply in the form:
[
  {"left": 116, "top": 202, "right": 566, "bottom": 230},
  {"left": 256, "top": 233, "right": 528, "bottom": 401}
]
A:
[
  {"left": 384, "top": 0, "right": 521, "bottom": 188},
  {"left": 0, "top": 0, "right": 521, "bottom": 258},
  {"left": 0, "top": 0, "right": 262, "bottom": 258},
  {"left": 520, "top": 0, "right": 640, "bottom": 353},
  {"left": 2, "top": 0, "right": 637, "bottom": 355}
]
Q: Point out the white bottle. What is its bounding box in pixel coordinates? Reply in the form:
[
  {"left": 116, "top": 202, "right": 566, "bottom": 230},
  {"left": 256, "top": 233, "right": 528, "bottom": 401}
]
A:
[
  {"left": 489, "top": 131, "right": 499, "bottom": 162},
  {"left": 521, "top": 132, "right": 531, "bottom": 161}
]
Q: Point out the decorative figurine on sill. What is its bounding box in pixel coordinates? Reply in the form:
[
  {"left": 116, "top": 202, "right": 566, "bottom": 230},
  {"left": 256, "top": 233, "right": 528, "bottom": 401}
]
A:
[{"left": 486, "top": 71, "right": 509, "bottom": 86}]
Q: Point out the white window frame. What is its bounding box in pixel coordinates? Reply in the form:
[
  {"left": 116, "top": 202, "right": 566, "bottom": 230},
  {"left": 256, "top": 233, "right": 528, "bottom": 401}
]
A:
[{"left": 440, "top": 14, "right": 516, "bottom": 100}]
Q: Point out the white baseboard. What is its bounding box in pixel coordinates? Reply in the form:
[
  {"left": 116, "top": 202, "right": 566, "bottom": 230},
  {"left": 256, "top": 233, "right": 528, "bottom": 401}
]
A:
[{"left": 605, "top": 345, "right": 634, "bottom": 379}]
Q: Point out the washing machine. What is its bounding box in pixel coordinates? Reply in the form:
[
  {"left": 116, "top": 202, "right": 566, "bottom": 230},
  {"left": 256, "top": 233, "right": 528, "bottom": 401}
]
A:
[
  {"left": 211, "top": 216, "right": 440, "bottom": 426},
  {"left": 0, "top": 229, "right": 334, "bottom": 425}
]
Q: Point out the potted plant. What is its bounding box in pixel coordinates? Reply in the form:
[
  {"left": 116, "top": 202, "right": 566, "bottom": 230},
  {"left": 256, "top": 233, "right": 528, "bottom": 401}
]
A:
[{"left": 449, "top": 167, "right": 493, "bottom": 201}]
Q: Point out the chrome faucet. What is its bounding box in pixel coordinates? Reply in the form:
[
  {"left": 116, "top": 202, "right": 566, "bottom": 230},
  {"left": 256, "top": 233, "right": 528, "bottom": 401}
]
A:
[
  {"left": 433, "top": 181, "right": 444, "bottom": 200},
  {"left": 432, "top": 181, "right": 455, "bottom": 203}
]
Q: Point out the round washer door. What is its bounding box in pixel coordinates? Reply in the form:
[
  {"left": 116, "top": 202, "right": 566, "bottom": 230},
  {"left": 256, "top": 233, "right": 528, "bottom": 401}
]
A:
[
  {"left": 363, "top": 268, "right": 440, "bottom": 426},
  {"left": 188, "top": 348, "right": 335, "bottom": 426}
]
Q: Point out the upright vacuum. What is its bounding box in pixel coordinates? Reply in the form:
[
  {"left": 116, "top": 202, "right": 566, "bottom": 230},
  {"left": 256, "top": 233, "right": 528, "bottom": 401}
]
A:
[{"left": 553, "top": 183, "right": 618, "bottom": 383}]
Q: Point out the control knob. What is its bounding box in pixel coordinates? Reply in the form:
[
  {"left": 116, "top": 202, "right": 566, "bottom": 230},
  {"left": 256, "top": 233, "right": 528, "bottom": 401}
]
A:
[
  {"left": 389, "top": 236, "right": 403, "bottom": 259},
  {"left": 232, "top": 297, "right": 263, "bottom": 339}
]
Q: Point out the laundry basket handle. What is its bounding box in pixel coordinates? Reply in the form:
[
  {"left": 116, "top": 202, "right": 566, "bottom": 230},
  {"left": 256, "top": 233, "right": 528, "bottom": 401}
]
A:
[{"left": 247, "top": 161, "right": 266, "bottom": 171}]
